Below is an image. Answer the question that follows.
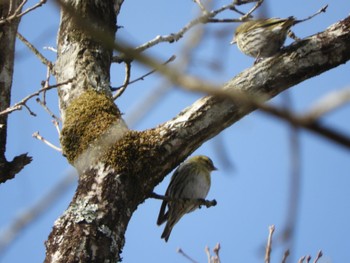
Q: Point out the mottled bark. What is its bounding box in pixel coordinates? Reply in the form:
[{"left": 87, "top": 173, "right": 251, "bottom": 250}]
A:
[
  {"left": 0, "top": 0, "right": 32, "bottom": 184},
  {"left": 45, "top": 0, "right": 350, "bottom": 259}
]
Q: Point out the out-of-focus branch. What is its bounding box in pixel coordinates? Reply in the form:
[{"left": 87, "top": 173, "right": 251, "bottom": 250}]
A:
[
  {"left": 0, "top": 172, "right": 76, "bottom": 256},
  {"left": 304, "top": 87, "right": 350, "bottom": 121},
  {"left": 16, "top": 32, "right": 52, "bottom": 68}
]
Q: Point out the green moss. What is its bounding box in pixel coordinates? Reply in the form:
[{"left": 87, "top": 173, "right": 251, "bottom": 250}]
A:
[
  {"left": 61, "top": 89, "right": 122, "bottom": 164},
  {"left": 102, "top": 129, "right": 161, "bottom": 174}
]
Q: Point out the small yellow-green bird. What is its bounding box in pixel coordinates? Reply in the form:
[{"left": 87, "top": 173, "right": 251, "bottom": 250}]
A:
[
  {"left": 231, "top": 17, "right": 297, "bottom": 60},
  {"left": 157, "top": 155, "right": 217, "bottom": 242}
]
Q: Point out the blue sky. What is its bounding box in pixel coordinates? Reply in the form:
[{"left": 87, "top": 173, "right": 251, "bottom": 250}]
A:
[{"left": 1, "top": 0, "right": 350, "bottom": 262}]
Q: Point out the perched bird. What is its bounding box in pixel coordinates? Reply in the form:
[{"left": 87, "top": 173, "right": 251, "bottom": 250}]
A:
[
  {"left": 231, "top": 17, "right": 297, "bottom": 61},
  {"left": 157, "top": 155, "right": 217, "bottom": 242}
]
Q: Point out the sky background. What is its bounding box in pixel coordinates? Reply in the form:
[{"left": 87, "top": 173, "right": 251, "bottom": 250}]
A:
[{"left": 1, "top": 0, "right": 350, "bottom": 262}]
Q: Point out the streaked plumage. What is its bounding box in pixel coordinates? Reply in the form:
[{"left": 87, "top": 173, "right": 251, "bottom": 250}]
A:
[
  {"left": 231, "top": 17, "right": 296, "bottom": 60},
  {"left": 157, "top": 155, "right": 217, "bottom": 242}
]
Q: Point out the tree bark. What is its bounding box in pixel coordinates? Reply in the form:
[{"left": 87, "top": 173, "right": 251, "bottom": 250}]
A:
[
  {"left": 45, "top": 0, "right": 350, "bottom": 259},
  {"left": 0, "top": 0, "right": 32, "bottom": 184}
]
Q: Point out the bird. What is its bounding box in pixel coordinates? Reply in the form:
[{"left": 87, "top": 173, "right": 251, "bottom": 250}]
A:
[
  {"left": 231, "top": 17, "right": 297, "bottom": 62},
  {"left": 157, "top": 155, "right": 217, "bottom": 242}
]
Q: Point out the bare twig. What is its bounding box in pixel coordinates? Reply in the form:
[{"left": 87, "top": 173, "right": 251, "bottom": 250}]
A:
[
  {"left": 42, "top": 65, "right": 52, "bottom": 103},
  {"left": 0, "top": 0, "right": 47, "bottom": 25},
  {"left": 36, "top": 98, "right": 61, "bottom": 122},
  {"left": 298, "top": 256, "right": 306, "bottom": 263},
  {"left": 52, "top": 120, "right": 61, "bottom": 135},
  {"left": 112, "top": 1, "right": 241, "bottom": 63},
  {"left": 177, "top": 248, "right": 198, "bottom": 263},
  {"left": 16, "top": 32, "right": 52, "bottom": 68},
  {"left": 205, "top": 246, "right": 211, "bottom": 263},
  {"left": 207, "top": 18, "right": 242, "bottom": 23},
  {"left": 313, "top": 250, "right": 323, "bottom": 263},
  {"left": 296, "top": 5, "right": 328, "bottom": 23},
  {"left": 193, "top": 0, "right": 208, "bottom": 13},
  {"left": 205, "top": 245, "right": 222, "bottom": 263},
  {"left": 150, "top": 192, "right": 217, "bottom": 208},
  {"left": 32, "top": 132, "right": 62, "bottom": 152},
  {"left": 113, "top": 61, "right": 131, "bottom": 99},
  {"left": 281, "top": 250, "right": 290, "bottom": 263},
  {"left": 0, "top": 78, "right": 74, "bottom": 116},
  {"left": 112, "top": 55, "right": 176, "bottom": 99},
  {"left": 212, "top": 243, "right": 221, "bottom": 263},
  {"left": 265, "top": 225, "right": 275, "bottom": 263},
  {"left": 240, "top": 0, "right": 264, "bottom": 20}
]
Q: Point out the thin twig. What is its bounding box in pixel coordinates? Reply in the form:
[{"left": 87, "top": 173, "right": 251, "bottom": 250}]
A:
[
  {"left": 112, "top": 1, "right": 241, "bottom": 62},
  {"left": 36, "top": 98, "right": 61, "bottom": 122},
  {"left": 0, "top": 0, "right": 47, "bottom": 25},
  {"left": 212, "top": 243, "right": 221, "bottom": 263},
  {"left": 313, "top": 250, "right": 323, "bottom": 263},
  {"left": 113, "top": 61, "right": 131, "bottom": 99},
  {"left": 52, "top": 120, "right": 61, "bottom": 135},
  {"left": 32, "top": 131, "right": 62, "bottom": 152},
  {"left": 207, "top": 18, "right": 242, "bottom": 23},
  {"left": 42, "top": 65, "right": 52, "bottom": 103},
  {"left": 193, "top": 0, "right": 208, "bottom": 13},
  {"left": 0, "top": 78, "right": 74, "bottom": 116},
  {"left": 16, "top": 31, "right": 52, "bottom": 68},
  {"left": 150, "top": 192, "right": 217, "bottom": 208},
  {"left": 265, "top": 225, "right": 275, "bottom": 263},
  {"left": 112, "top": 55, "right": 176, "bottom": 99},
  {"left": 205, "top": 246, "right": 211, "bottom": 263},
  {"left": 281, "top": 250, "right": 290, "bottom": 263},
  {"left": 240, "top": 0, "right": 264, "bottom": 20},
  {"left": 296, "top": 5, "right": 328, "bottom": 23},
  {"left": 23, "top": 103, "right": 37, "bottom": 116},
  {"left": 177, "top": 248, "right": 198, "bottom": 263},
  {"left": 298, "top": 256, "right": 306, "bottom": 263}
]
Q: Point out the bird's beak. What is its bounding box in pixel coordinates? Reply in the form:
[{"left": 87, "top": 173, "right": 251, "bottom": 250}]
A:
[
  {"left": 230, "top": 38, "right": 236, "bottom": 45},
  {"left": 213, "top": 166, "right": 218, "bottom": 171}
]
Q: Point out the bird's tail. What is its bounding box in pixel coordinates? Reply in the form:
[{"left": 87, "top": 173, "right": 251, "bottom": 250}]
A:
[{"left": 161, "top": 222, "right": 174, "bottom": 242}]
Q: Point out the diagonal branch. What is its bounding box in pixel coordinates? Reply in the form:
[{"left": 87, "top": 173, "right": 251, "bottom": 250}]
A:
[{"left": 115, "top": 15, "right": 350, "bottom": 149}]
